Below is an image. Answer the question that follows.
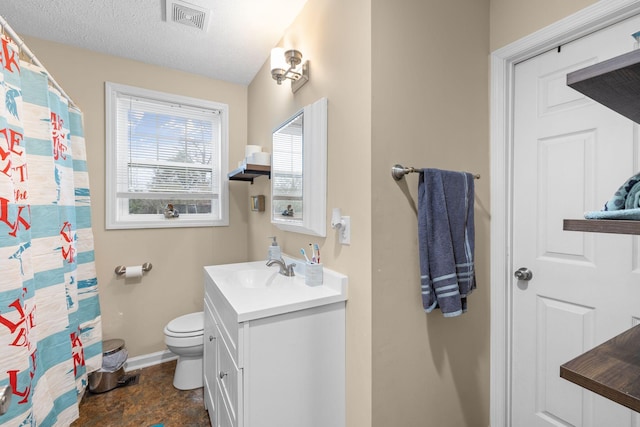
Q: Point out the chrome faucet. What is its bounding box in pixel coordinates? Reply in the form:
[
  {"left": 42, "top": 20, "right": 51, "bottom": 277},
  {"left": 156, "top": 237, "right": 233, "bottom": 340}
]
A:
[{"left": 266, "top": 258, "right": 296, "bottom": 277}]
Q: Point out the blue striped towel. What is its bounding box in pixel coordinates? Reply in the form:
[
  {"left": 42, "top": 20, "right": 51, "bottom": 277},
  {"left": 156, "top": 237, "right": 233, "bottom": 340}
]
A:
[
  {"left": 585, "top": 171, "right": 640, "bottom": 219},
  {"left": 418, "top": 168, "right": 476, "bottom": 317}
]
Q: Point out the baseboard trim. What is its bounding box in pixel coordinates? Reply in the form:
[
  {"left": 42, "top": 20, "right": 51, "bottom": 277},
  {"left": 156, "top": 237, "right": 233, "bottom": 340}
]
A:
[{"left": 124, "top": 349, "right": 177, "bottom": 372}]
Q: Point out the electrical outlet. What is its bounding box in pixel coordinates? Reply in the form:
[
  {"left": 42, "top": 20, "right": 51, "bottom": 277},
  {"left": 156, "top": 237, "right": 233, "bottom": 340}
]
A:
[{"left": 339, "top": 216, "right": 351, "bottom": 245}]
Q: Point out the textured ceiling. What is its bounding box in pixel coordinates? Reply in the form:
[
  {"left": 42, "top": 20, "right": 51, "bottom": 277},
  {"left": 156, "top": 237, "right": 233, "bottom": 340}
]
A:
[{"left": 0, "top": 0, "right": 308, "bottom": 85}]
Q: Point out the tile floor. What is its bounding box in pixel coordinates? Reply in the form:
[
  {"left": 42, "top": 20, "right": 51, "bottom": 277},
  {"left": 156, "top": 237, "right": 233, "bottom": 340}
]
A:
[{"left": 71, "top": 360, "right": 211, "bottom": 427}]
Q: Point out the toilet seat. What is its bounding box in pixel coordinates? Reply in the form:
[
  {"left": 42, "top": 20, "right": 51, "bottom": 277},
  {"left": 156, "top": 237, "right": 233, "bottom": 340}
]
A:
[{"left": 164, "top": 312, "right": 203, "bottom": 338}]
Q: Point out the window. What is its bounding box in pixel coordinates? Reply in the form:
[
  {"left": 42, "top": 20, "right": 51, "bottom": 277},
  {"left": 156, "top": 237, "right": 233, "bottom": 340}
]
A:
[{"left": 105, "top": 82, "right": 228, "bottom": 229}]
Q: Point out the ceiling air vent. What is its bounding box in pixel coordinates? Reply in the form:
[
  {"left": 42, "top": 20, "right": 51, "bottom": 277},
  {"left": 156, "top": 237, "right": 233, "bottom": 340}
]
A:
[{"left": 166, "top": 0, "right": 210, "bottom": 31}]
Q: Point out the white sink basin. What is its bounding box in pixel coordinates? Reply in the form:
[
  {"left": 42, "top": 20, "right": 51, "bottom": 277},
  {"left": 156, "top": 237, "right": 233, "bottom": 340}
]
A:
[
  {"left": 227, "top": 269, "right": 280, "bottom": 288},
  {"left": 216, "top": 264, "right": 302, "bottom": 289}
]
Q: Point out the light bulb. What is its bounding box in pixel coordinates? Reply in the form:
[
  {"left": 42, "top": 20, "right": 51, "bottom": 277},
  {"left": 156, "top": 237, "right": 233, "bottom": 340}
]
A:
[{"left": 270, "top": 48, "right": 287, "bottom": 72}]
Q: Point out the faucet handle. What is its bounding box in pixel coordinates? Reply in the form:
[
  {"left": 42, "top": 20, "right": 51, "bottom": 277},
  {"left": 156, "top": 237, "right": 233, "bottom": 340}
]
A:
[{"left": 286, "top": 263, "right": 296, "bottom": 276}]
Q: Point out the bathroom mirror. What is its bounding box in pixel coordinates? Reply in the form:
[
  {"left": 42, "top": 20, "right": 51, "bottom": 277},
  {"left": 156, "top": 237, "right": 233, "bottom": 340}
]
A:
[{"left": 271, "top": 97, "right": 327, "bottom": 236}]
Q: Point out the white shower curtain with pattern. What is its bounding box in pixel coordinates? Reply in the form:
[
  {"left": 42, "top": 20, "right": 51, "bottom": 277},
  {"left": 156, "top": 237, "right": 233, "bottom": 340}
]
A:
[{"left": 0, "top": 34, "right": 102, "bottom": 426}]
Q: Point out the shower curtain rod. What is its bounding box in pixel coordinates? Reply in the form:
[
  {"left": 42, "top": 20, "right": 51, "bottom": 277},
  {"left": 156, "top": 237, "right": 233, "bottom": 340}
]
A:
[{"left": 0, "top": 15, "right": 77, "bottom": 108}]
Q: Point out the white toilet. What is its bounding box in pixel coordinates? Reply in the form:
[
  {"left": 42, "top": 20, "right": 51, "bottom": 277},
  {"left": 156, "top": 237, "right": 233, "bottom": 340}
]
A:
[{"left": 163, "top": 311, "right": 204, "bottom": 390}]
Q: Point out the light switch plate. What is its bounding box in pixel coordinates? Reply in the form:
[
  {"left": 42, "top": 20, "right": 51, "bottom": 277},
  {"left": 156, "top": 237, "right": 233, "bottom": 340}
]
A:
[{"left": 339, "top": 216, "right": 350, "bottom": 245}]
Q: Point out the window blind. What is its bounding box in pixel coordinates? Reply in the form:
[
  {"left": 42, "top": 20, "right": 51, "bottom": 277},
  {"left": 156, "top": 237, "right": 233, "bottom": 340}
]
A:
[{"left": 115, "top": 94, "right": 220, "bottom": 200}]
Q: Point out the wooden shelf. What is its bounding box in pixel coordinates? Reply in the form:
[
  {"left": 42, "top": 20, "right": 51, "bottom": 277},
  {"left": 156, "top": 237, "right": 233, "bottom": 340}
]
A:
[
  {"left": 228, "top": 164, "right": 270, "bottom": 183},
  {"left": 567, "top": 48, "right": 640, "bottom": 124},
  {"left": 563, "top": 219, "right": 640, "bottom": 235},
  {"left": 560, "top": 324, "right": 640, "bottom": 413}
]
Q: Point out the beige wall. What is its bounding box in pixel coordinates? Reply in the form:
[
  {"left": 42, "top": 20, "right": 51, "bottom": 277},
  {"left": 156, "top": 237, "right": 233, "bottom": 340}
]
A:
[
  {"left": 23, "top": 36, "right": 250, "bottom": 357},
  {"left": 490, "top": 0, "right": 598, "bottom": 50},
  {"left": 371, "top": 0, "right": 490, "bottom": 426},
  {"left": 246, "top": 0, "right": 373, "bottom": 426}
]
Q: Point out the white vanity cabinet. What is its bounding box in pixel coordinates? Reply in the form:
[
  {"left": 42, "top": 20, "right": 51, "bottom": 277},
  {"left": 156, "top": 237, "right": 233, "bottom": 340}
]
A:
[
  {"left": 203, "top": 261, "right": 347, "bottom": 427},
  {"left": 203, "top": 297, "right": 221, "bottom": 426}
]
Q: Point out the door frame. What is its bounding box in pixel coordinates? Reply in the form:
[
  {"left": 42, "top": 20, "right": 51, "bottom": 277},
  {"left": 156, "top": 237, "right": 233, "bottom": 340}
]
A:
[{"left": 490, "top": 1, "right": 640, "bottom": 425}]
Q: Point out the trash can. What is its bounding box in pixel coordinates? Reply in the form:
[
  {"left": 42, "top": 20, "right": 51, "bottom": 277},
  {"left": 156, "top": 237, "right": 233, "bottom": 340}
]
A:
[{"left": 88, "top": 338, "right": 128, "bottom": 393}]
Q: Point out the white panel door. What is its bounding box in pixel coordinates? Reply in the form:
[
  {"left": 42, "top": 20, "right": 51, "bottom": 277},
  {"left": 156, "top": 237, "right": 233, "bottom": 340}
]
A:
[{"left": 512, "top": 14, "right": 640, "bottom": 426}]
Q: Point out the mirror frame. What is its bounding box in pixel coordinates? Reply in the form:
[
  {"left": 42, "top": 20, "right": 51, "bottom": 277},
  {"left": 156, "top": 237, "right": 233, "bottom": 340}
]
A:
[{"left": 271, "top": 97, "right": 327, "bottom": 236}]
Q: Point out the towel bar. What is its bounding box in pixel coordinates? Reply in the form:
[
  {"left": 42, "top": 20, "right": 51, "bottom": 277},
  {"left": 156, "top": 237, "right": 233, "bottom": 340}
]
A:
[{"left": 391, "top": 164, "right": 480, "bottom": 181}]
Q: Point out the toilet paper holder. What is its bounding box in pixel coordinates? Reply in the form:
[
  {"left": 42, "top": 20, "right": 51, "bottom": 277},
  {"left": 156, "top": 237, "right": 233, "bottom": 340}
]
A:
[{"left": 114, "top": 263, "right": 153, "bottom": 275}]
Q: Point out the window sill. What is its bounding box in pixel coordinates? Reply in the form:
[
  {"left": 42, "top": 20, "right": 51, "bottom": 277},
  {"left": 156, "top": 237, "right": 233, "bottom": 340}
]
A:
[{"left": 106, "top": 217, "right": 228, "bottom": 229}]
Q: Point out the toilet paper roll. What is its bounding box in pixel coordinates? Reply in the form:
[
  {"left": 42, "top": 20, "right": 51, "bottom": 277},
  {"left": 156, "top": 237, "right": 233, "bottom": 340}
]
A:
[
  {"left": 245, "top": 145, "right": 262, "bottom": 157},
  {"left": 252, "top": 152, "right": 271, "bottom": 165},
  {"left": 125, "top": 265, "right": 143, "bottom": 279}
]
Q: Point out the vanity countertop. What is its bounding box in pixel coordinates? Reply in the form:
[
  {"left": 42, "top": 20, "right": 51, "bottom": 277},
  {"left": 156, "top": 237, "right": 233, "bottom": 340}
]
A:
[{"left": 204, "top": 258, "right": 348, "bottom": 322}]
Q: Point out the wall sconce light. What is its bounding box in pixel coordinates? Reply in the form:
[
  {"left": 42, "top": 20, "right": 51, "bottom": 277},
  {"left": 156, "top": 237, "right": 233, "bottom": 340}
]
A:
[{"left": 270, "top": 47, "right": 309, "bottom": 93}]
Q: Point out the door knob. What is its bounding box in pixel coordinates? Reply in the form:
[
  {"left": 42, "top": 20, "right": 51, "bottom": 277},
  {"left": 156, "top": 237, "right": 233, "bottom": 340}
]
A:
[{"left": 514, "top": 267, "right": 533, "bottom": 281}]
